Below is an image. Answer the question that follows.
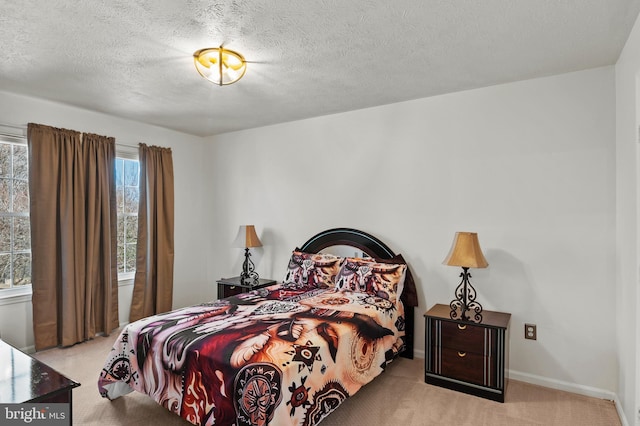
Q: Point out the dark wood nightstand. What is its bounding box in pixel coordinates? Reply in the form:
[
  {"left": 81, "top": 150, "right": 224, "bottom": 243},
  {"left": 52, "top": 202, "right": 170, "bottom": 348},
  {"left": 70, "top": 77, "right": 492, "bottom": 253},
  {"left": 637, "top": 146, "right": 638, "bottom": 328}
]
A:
[
  {"left": 424, "top": 303, "right": 511, "bottom": 402},
  {"left": 216, "top": 276, "right": 276, "bottom": 299}
]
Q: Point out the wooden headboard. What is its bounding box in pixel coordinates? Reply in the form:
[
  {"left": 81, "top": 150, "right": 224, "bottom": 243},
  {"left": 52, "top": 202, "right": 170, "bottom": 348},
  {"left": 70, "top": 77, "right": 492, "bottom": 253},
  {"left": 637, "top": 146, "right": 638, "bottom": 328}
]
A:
[{"left": 300, "top": 227, "right": 414, "bottom": 359}]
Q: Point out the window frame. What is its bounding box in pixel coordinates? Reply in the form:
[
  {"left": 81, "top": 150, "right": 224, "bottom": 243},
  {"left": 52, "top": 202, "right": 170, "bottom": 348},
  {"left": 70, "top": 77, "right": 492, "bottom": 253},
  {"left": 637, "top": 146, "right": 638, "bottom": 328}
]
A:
[
  {"left": 0, "top": 129, "right": 31, "bottom": 302},
  {"left": 115, "top": 145, "right": 139, "bottom": 285}
]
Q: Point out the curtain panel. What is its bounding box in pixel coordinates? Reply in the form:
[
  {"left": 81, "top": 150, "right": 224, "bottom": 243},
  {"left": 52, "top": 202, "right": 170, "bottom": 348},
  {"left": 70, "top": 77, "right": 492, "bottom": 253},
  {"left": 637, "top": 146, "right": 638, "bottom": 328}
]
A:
[
  {"left": 27, "top": 123, "right": 119, "bottom": 351},
  {"left": 129, "top": 143, "right": 174, "bottom": 322}
]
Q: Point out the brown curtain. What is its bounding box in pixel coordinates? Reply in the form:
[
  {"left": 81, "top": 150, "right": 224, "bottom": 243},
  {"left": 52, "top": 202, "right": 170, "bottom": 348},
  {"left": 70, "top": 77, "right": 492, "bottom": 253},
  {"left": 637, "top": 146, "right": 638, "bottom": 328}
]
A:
[
  {"left": 27, "top": 123, "right": 119, "bottom": 351},
  {"left": 129, "top": 144, "right": 174, "bottom": 322}
]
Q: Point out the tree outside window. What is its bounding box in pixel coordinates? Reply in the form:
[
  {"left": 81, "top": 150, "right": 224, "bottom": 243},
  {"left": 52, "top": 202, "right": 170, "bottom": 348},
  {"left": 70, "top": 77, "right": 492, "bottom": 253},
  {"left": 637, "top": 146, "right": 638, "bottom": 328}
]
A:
[
  {"left": 115, "top": 157, "right": 139, "bottom": 278},
  {"left": 0, "top": 140, "right": 31, "bottom": 289}
]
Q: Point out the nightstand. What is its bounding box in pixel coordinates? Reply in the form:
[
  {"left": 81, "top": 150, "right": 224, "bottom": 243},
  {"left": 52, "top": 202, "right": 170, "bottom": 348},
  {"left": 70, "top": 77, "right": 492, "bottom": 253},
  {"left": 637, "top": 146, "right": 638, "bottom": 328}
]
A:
[
  {"left": 216, "top": 276, "right": 276, "bottom": 299},
  {"left": 424, "top": 303, "right": 511, "bottom": 402}
]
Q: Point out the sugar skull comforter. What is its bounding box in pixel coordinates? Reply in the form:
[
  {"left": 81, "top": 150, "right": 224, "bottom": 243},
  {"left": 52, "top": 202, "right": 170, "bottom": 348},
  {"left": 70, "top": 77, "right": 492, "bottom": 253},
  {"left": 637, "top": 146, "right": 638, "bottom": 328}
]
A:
[{"left": 98, "top": 283, "right": 406, "bottom": 426}]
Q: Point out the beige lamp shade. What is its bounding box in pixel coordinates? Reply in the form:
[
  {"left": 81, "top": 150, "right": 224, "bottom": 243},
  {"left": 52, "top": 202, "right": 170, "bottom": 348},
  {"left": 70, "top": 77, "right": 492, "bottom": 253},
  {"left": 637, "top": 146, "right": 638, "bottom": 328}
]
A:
[
  {"left": 233, "top": 225, "right": 262, "bottom": 248},
  {"left": 443, "top": 232, "right": 488, "bottom": 268}
]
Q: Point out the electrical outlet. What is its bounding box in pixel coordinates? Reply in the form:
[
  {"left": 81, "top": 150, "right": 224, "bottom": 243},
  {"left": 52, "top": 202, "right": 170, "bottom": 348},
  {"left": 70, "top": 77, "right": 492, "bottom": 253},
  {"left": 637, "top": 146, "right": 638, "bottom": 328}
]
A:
[{"left": 525, "top": 323, "right": 537, "bottom": 340}]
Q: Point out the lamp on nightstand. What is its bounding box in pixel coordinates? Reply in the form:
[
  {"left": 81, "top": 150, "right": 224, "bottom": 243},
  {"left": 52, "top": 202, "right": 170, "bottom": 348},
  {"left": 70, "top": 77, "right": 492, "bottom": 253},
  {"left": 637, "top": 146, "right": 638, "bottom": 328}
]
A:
[
  {"left": 233, "top": 225, "right": 262, "bottom": 286},
  {"left": 443, "top": 232, "right": 488, "bottom": 323}
]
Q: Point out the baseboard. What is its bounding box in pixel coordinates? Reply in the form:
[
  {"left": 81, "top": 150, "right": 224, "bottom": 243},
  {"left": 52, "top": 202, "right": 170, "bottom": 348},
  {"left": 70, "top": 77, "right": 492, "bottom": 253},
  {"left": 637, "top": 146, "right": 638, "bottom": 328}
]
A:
[
  {"left": 508, "top": 369, "right": 615, "bottom": 400},
  {"left": 21, "top": 345, "right": 35, "bottom": 354},
  {"left": 613, "top": 395, "right": 630, "bottom": 426},
  {"left": 413, "top": 358, "right": 624, "bottom": 419},
  {"left": 508, "top": 369, "right": 628, "bottom": 426}
]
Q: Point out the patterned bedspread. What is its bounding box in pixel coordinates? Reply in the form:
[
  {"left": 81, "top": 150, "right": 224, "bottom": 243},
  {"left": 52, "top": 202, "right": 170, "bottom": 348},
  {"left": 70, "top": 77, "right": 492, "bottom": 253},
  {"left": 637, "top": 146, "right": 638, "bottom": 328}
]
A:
[{"left": 98, "top": 283, "right": 406, "bottom": 426}]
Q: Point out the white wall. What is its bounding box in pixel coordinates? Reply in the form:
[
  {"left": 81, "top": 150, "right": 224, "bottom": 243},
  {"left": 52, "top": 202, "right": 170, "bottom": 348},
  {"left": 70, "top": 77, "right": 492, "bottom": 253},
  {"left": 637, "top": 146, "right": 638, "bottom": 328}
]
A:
[
  {"left": 207, "top": 67, "right": 617, "bottom": 395},
  {"left": 615, "top": 9, "right": 640, "bottom": 425},
  {"left": 0, "top": 90, "right": 211, "bottom": 349}
]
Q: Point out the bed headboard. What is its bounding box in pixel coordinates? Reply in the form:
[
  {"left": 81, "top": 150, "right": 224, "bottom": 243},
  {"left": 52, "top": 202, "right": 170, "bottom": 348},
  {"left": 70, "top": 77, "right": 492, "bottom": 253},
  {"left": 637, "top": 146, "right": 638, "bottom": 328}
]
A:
[
  {"left": 299, "top": 227, "right": 415, "bottom": 359},
  {"left": 300, "top": 227, "right": 395, "bottom": 259}
]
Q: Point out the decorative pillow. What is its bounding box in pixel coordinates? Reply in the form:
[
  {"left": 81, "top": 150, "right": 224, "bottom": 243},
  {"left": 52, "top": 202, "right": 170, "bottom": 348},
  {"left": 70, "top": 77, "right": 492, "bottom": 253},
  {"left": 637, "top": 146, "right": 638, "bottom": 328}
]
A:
[
  {"left": 372, "top": 254, "right": 418, "bottom": 307},
  {"left": 335, "top": 257, "right": 407, "bottom": 303},
  {"left": 283, "top": 251, "right": 342, "bottom": 289}
]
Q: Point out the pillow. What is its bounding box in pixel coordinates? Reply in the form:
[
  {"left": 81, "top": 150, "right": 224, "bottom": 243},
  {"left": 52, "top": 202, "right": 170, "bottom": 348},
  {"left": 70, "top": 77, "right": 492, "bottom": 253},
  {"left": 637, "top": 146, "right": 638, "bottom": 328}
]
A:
[
  {"left": 283, "top": 251, "right": 342, "bottom": 289},
  {"left": 371, "top": 254, "right": 418, "bottom": 307},
  {"left": 334, "top": 257, "right": 407, "bottom": 303}
]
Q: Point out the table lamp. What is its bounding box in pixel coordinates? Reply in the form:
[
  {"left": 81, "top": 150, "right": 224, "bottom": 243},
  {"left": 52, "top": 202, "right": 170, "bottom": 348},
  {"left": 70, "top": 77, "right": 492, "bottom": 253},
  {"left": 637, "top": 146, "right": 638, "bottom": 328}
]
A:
[
  {"left": 443, "top": 232, "right": 488, "bottom": 322},
  {"left": 233, "top": 225, "right": 262, "bottom": 286}
]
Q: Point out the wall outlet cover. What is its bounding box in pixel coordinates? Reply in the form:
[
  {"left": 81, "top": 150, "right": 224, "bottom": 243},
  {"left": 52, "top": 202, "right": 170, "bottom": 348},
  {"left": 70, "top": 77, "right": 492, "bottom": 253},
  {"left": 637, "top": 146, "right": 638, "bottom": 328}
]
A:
[{"left": 525, "top": 323, "right": 537, "bottom": 340}]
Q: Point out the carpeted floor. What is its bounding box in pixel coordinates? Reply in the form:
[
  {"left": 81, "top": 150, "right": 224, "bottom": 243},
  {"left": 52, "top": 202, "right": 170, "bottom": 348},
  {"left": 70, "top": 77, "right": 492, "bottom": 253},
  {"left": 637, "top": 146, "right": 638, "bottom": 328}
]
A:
[{"left": 32, "top": 332, "right": 621, "bottom": 425}]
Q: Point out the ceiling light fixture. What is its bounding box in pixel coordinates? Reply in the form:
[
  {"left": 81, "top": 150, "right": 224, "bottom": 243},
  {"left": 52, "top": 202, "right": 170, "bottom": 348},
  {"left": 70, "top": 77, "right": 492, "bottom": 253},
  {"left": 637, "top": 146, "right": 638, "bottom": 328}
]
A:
[{"left": 193, "top": 45, "right": 247, "bottom": 86}]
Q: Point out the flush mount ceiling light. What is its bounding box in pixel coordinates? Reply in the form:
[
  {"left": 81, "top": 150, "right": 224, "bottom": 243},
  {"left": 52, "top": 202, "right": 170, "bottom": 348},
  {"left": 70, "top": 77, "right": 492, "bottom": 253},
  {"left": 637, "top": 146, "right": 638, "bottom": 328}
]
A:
[{"left": 193, "top": 45, "right": 247, "bottom": 86}]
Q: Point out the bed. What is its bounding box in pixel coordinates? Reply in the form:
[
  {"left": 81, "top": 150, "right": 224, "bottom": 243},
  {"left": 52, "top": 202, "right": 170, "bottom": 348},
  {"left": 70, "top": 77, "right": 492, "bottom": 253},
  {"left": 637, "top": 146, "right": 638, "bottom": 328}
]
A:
[{"left": 98, "top": 228, "right": 417, "bottom": 426}]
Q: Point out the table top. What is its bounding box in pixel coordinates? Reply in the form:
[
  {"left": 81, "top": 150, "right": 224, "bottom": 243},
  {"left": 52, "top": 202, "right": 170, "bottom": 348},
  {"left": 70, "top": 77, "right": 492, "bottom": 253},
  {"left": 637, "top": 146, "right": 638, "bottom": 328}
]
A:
[
  {"left": 216, "top": 276, "right": 277, "bottom": 289},
  {"left": 0, "top": 339, "right": 80, "bottom": 403},
  {"left": 424, "top": 303, "right": 511, "bottom": 329}
]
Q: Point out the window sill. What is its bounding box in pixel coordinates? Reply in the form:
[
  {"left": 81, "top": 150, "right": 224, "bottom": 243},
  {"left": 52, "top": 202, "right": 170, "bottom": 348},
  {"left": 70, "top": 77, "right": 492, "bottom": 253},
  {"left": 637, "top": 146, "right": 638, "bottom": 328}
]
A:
[
  {"left": 119, "top": 277, "right": 134, "bottom": 287},
  {"left": 118, "top": 272, "right": 135, "bottom": 287},
  {"left": 0, "top": 277, "right": 134, "bottom": 305},
  {"left": 0, "top": 287, "right": 32, "bottom": 306}
]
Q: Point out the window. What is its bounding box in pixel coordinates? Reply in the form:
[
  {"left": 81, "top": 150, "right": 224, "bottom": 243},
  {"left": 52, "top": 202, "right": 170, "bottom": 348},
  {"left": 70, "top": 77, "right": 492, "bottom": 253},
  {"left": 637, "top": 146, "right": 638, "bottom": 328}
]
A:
[
  {"left": 0, "top": 136, "right": 138, "bottom": 292},
  {"left": 115, "top": 156, "right": 139, "bottom": 280},
  {"left": 0, "top": 136, "right": 31, "bottom": 290},
  {"left": 0, "top": 138, "right": 138, "bottom": 290}
]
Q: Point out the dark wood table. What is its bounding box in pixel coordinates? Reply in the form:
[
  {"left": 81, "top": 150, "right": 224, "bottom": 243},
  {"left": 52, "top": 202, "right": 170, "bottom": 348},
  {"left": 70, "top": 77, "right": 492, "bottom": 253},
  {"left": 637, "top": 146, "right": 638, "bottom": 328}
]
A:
[
  {"left": 424, "top": 304, "right": 510, "bottom": 402},
  {"left": 217, "top": 276, "right": 276, "bottom": 298},
  {"left": 0, "top": 338, "right": 80, "bottom": 408}
]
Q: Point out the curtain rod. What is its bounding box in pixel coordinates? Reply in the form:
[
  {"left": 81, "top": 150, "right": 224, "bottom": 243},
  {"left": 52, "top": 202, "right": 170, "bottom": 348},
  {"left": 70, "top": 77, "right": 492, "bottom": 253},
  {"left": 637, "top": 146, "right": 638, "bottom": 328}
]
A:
[{"left": 0, "top": 122, "right": 139, "bottom": 148}]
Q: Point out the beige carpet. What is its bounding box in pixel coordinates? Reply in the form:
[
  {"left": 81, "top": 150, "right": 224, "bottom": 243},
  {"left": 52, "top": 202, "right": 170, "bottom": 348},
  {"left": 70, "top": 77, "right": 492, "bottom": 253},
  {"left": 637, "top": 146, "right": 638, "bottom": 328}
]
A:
[{"left": 33, "top": 332, "right": 621, "bottom": 426}]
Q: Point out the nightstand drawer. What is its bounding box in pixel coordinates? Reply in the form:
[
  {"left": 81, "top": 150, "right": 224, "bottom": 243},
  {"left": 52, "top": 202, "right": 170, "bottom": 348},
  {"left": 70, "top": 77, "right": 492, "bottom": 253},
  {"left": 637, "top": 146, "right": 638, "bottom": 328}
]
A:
[
  {"left": 221, "top": 284, "right": 243, "bottom": 298},
  {"left": 434, "top": 321, "right": 497, "bottom": 356},
  {"left": 434, "top": 347, "right": 497, "bottom": 387}
]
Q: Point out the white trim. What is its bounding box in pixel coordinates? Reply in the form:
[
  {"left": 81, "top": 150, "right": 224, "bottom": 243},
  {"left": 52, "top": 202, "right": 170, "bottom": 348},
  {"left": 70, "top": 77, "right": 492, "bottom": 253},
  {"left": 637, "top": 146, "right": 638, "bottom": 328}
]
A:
[
  {"left": 18, "top": 345, "right": 36, "bottom": 354},
  {"left": 118, "top": 273, "right": 134, "bottom": 287},
  {"left": 614, "top": 393, "right": 630, "bottom": 426},
  {"left": 0, "top": 286, "right": 32, "bottom": 305},
  {"left": 1, "top": 278, "right": 131, "bottom": 304},
  {"left": 415, "top": 359, "right": 627, "bottom": 424},
  {"left": 0, "top": 135, "right": 30, "bottom": 295},
  {"left": 0, "top": 124, "right": 26, "bottom": 140},
  {"left": 116, "top": 144, "right": 139, "bottom": 160},
  {"left": 118, "top": 274, "right": 135, "bottom": 286},
  {"left": 508, "top": 369, "right": 616, "bottom": 400},
  {"left": 508, "top": 369, "right": 627, "bottom": 425}
]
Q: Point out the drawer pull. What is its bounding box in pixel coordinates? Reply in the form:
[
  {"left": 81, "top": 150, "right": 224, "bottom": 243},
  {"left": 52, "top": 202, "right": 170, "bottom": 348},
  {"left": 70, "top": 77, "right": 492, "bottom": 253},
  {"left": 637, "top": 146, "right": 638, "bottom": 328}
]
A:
[
  {"left": 230, "top": 286, "right": 236, "bottom": 290},
  {"left": 457, "top": 351, "right": 467, "bottom": 357},
  {"left": 457, "top": 324, "right": 467, "bottom": 330}
]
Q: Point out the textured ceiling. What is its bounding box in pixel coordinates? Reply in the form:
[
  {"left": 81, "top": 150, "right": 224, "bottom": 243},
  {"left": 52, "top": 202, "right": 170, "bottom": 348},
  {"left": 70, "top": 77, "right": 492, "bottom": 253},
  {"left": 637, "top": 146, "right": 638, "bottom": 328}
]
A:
[{"left": 0, "top": 1, "right": 639, "bottom": 137}]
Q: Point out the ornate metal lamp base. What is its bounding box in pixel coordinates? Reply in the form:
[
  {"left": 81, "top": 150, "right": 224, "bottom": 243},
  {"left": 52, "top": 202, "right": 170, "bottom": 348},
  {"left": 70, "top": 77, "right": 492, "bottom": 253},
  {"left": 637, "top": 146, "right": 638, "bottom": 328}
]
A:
[
  {"left": 449, "top": 266, "right": 483, "bottom": 323},
  {"left": 240, "top": 247, "right": 260, "bottom": 286}
]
